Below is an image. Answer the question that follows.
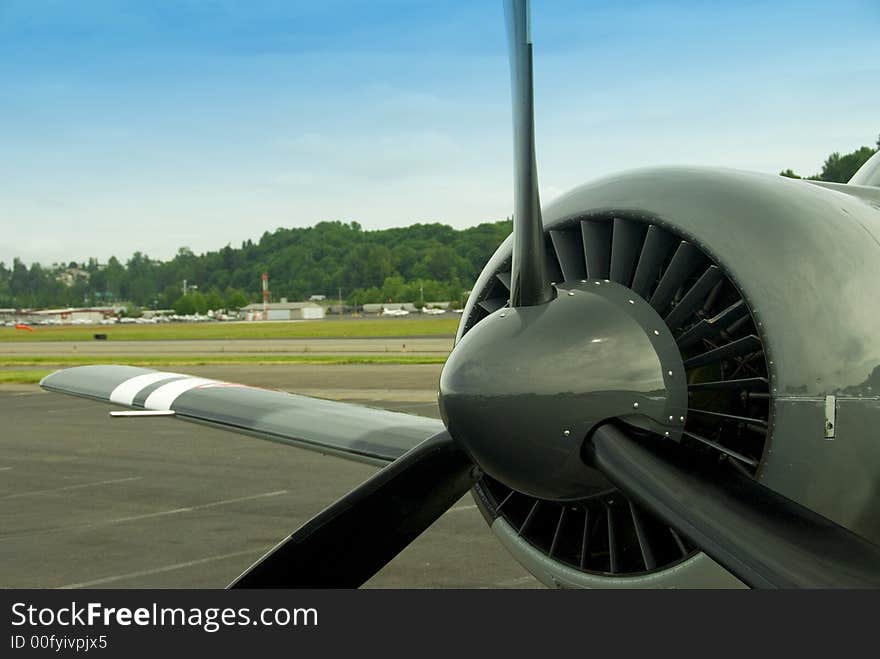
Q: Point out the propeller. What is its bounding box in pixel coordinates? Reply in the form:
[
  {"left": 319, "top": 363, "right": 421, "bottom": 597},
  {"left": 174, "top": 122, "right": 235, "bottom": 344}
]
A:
[
  {"left": 229, "top": 0, "right": 880, "bottom": 589},
  {"left": 229, "top": 0, "right": 557, "bottom": 589},
  {"left": 506, "top": 0, "right": 554, "bottom": 307},
  {"left": 230, "top": 431, "right": 473, "bottom": 588}
]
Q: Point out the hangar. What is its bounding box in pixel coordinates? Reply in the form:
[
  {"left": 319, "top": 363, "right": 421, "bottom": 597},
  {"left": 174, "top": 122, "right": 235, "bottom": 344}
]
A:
[{"left": 240, "top": 301, "right": 325, "bottom": 321}]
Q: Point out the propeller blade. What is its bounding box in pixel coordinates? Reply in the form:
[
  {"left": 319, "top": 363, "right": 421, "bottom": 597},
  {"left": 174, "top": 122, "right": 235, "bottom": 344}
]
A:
[
  {"left": 229, "top": 430, "right": 474, "bottom": 588},
  {"left": 505, "top": 0, "right": 553, "bottom": 307},
  {"left": 588, "top": 423, "right": 880, "bottom": 588}
]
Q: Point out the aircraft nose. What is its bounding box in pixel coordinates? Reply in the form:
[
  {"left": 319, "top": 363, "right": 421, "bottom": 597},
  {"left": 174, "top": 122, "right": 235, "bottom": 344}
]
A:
[{"left": 439, "top": 281, "right": 687, "bottom": 501}]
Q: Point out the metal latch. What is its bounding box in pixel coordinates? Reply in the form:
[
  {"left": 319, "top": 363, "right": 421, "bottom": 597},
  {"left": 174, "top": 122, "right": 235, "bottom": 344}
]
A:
[{"left": 824, "top": 395, "right": 836, "bottom": 440}]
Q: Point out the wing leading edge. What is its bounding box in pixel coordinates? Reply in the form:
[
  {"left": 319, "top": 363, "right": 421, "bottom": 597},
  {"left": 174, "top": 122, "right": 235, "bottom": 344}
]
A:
[{"left": 40, "top": 365, "right": 444, "bottom": 466}]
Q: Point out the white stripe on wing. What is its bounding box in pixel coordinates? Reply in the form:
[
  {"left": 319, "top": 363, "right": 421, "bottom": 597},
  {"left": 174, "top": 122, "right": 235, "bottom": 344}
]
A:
[
  {"left": 143, "top": 377, "right": 216, "bottom": 411},
  {"left": 109, "top": 371, "right": 185, "bottom": 406}
]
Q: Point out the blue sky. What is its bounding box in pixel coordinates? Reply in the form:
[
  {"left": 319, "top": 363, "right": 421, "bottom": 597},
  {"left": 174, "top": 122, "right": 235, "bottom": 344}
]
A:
[{"left": 1, "top": 0, "right": 878, "bottom": 265}]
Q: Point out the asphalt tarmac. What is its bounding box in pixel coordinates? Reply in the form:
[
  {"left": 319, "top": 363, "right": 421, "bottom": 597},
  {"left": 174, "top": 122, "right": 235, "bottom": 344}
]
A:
[
  {"left": 2, "top": 337, "right": 453, "bottom": 356},
  {"left": 0, "top": 364, "right": 541, "bottom": 589}
]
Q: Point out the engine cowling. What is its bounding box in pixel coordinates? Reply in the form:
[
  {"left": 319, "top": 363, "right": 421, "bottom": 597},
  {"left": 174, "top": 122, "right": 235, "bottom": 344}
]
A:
[{"left": 449, "top": 166, "right": 880, "bottom": 587}]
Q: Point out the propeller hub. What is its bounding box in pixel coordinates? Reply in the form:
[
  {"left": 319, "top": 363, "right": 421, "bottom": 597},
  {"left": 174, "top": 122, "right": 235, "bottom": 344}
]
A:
[{"left": 439, "top": 281, "right": 687, "bottom": 501}]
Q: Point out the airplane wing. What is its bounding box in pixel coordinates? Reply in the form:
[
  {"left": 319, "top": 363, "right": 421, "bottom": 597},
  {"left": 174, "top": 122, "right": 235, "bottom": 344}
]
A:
[{"left": 40, "top": 365, "right": 444, "bottom": 466}]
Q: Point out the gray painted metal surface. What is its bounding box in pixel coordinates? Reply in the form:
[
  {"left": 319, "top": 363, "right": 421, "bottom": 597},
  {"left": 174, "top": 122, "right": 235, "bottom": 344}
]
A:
[
  {"left": 41, "top": 365, "right": 443, "bottom": 466},
  {"left": 474, "top": 167, "right": 880, "bottom": 398},
  {"left": 808, "top": 180, "right": 880, "bottom": 205},
  {"left": 769, "top": 397, "right": 880, "bottom": 541},
  {"left": 39, "top": 365, "right": 158, "bottom": 402},
  {"left": 441, "top": 280, "right": 687, "bottom": 501}
]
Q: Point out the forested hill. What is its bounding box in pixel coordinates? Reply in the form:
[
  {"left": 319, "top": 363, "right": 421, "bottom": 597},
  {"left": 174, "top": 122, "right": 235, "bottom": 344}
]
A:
[
  {"left": 4, "top": 135, "right": 876, "bottom": 313},
  {"left": 0, "top": 220, "right": 512, "bottom": 311}
]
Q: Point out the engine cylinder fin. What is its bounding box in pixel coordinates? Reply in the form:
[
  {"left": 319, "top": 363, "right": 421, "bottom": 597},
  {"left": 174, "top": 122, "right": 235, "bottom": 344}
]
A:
[
  {"left": 629, "top": 501, "right": 657, "bottom": 571},
  {"left": 649, "top": 241, "right": 703, "bottom": 313},
  {"left": 467, "top": 304, "right": 489, "bottom": 329},
  {"left": 610, "top": 218, "right": 646, "bottom": 287},
  {"left": 549, "top": 229, "right": 587, "bottom": 282},
  {"left": 548, "top": 506, "right": 566, "bottom": 558},
  {"left": 544, "top": 244, "right": 564, "bottom": 286},
  {"left": 631, "top": 225, "right": 677, "bottom": 298},
  {"left": 676, "top": 300, "right": 749, "bottom": 349},
  {"left": 478, "top": 471, "right": 701, "bottom": 576},
  {"left": 496, "top": 488, "right": 516, "bottom": 512},
  {"left": 580, "top": 219, "right": 612, "bottom": 280},
  {"left": 478, "top": 297, "right": 507, "bottom": 314},
  {"left": 724, "top": 312, "right": 751, "bottom": 337},
  {"left": 682, "top": 430, "right": 759, "bottom": 467},
  {"left": 701, "top": 279, "right": 725, "bottom": 315},
  {"left": 664, "top": 265, "right": 724, "bottom": 332},
  {"left": 726, "top": 455, "right": 757, "bottom": 478},
  {"left": 579, "top": 508, "right": 591, "bottom": 570},
  {"left": 689, "top": 408, "right": 767, "bottom": 427},
  {"left": 496, "top": 271, "right": 512, "bottom": 291},
  {"left": 606, "top": 502, "right": 619, "bottom": 574},
  {"left": 519, "top": 499, "right": 540, "bottom": 535},
  {"left": 683, "top": 334, "right": 763, "bottom": 369},
  {"left": 688, "top": 377, "right": 768, "bottom": 392}
]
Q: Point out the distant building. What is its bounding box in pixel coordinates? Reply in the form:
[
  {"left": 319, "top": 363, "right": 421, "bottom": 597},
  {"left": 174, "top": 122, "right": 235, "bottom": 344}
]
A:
[
  {"left": 0, "top": 307, "right": 119, "bottom": 324},
  {"left": 308, "top": 294, "right": 327, "bottom": 301},
  {"left": 240, "top": 302, "right": 325, "bottom": 321},
  {"left": 36, "top": 307, "right": 117, "bottom": 323}
]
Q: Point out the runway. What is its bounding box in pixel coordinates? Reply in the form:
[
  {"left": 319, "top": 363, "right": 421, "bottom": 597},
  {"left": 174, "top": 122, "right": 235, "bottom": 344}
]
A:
[
  {"left": 0, "top": 364, "right": 540, "bottom": 589},
  {"left": 1, "top": 337, "right": 454, "bottom": 357}
]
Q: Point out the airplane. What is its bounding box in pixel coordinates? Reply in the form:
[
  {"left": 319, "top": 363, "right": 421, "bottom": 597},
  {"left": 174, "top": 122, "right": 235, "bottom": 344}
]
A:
[
  {"left": 381, "top": 307, "right": 411, "bottom": 317},
  {"left": 40, "top": 0, "right": 880, "bottom": 588}
]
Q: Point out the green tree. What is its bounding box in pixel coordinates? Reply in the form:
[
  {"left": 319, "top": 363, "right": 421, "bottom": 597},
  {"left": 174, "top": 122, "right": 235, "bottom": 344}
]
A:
[
  {"left": 819, "top": 147, "right": 877, "bottom": 183},
  {"left": 381, "top": 275, "right": 406, "bottom": 302},
  {"left": 0, "top": 262, "right": 10, "bottom": 306},
  {"left": 158, "top": 284, "right": 182, "bottom": 309},
  {"left": 224, "top": 288, "right": 250, "bottom": 310},
  {"left": 173, "top": 295, "right": 195, "bottom": 315},
  {"left": 204, "top": 289, "right": 224, "bottom": 311},
  {"left": 121, "top": 303, "right": 143, "bottom": 318},
  {"left": 191, "top": 291, "right": 208, "bottom": 314},
  {"left": 104, "top": 256, "right": 125, "bottom": 299},
  {"left": 9, "top": 258, "right": 30, "bottom": 304},
  {"left": 125, "top": 251, "right": 158, "bottom": 306},
  {"left": 341, "top": 244, "right": 393, "bottom": 290}
]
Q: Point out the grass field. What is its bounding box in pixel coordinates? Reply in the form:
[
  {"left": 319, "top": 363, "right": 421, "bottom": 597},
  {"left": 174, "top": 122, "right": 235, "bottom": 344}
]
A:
[
  {"left": 0, "top": 354, "right": 447, "bottom": 368},
  {"left": 0, "top": 370, "right": 53, "bottom": 384},
  {"left": 0, "top": 317, "right": 460, "bottom": 342},
  {"left": 0, "top": 354, "right": 449, "bottom": 383}
]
